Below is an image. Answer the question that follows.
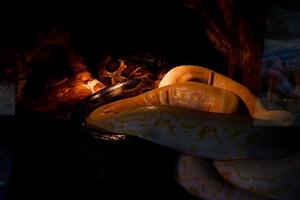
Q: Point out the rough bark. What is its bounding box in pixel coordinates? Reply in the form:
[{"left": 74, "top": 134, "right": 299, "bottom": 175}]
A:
[{"left": 185, "top": 0, "right": 268, "bottom": 92}]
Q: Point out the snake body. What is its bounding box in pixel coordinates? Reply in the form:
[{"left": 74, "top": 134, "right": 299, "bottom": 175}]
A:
[
  {"left": 87, "top": 105, "right": 290, "bottom": 161},
  {"left": 159, "top": 65, "right": 294, "bottom": 126},
  {"left": 86, "top": 66, "right": 299, "bottom": 200}
]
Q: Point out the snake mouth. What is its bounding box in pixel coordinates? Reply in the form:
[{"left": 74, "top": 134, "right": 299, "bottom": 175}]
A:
[{"left": 88, "top": 128, "right": 128, "bottom": 142}]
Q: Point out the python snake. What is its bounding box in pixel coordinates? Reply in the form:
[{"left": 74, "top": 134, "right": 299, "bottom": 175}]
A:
[{"left": 84, "top": 65, "right": 299, "bottom": 200}]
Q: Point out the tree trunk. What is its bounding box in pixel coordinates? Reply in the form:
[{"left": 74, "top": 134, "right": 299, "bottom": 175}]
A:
[{"left": 186, "top": 0, "right": 268, "bottom": 92}]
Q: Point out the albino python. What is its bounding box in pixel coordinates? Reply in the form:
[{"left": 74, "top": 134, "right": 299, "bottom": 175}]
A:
[{"left": 85, "top": 65, "right": 300, "bottom": 200}]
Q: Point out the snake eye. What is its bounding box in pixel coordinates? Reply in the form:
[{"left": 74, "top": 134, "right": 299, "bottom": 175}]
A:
[{"left": 103, "top": 108, "right": 114, "bottom": 115}]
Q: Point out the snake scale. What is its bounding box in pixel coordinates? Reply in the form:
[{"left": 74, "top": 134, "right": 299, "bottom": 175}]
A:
[{"left": 85, "top": 65, "right": 300, "bottom": 200}]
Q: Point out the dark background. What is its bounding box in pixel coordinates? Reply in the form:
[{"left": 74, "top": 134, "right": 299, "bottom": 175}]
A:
[
  {"left": 0, "top": 0, "right": 220, "bottom": 68},
  {"left": 1, "top": 1, "right": 210, "bottom": 199},
  {"left": 1, "top": 0, "right": 299, "bottom": 199}
]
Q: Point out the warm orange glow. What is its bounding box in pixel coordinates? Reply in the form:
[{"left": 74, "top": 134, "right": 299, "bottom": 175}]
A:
[
  {"left": 22, "top": 71, "right": 106, "bottom": 113},
  {"left": 83, "top": 79, "right": 105, "bottom": 94}
]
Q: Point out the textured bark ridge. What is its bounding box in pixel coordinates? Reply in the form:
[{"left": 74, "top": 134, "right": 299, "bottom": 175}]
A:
[{"left": 185, "top": 0, "right": 268, "bottom": 93}]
